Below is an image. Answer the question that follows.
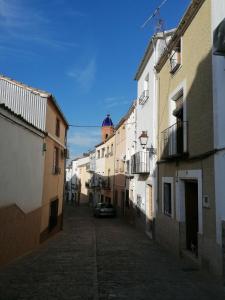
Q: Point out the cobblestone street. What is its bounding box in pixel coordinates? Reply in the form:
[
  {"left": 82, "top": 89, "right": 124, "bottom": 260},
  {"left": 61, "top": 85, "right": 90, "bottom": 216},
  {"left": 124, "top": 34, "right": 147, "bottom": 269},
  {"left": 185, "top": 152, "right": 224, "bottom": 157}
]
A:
[{"left": 0, "top": 203, "right": 225, "bottom": 300}]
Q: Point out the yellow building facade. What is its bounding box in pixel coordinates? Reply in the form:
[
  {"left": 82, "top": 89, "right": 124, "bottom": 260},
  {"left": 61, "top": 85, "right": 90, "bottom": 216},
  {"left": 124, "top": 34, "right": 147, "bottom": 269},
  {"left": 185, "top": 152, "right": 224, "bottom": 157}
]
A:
[{"left": 155, "top": 0, "right": 220, "bottom": 274}]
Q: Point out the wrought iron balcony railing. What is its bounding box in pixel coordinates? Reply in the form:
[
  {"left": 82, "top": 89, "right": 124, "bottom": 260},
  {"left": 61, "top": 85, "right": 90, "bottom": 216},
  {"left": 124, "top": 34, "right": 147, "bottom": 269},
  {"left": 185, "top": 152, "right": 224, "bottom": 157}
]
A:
[
  {"left": 101, "top": 179, "right": 111, "bottom": 190},
  {"left": 161, "top": 121, "right": 188, "bottom": 159},
  {"left": 131, "top": 151, "right": 150, "bottom": 174},
  {"left": 139, "top": 90, "right": 149, "bottom": 105}
]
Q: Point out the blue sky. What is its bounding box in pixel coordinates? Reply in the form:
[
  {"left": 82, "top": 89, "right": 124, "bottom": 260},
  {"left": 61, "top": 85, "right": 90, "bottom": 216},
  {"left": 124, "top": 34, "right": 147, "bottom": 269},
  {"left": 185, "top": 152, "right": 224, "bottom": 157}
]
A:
[{"left": 0, "top": 0, "right": 190, "bottom": 158}]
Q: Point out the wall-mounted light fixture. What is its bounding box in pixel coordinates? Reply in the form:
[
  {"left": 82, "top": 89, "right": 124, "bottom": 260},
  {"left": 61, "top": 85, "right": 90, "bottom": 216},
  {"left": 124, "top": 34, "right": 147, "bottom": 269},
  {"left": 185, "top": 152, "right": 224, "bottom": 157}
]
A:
[
  {"left": 42, "top": 143, "right": 47, "bottom": 152},
  {"left": 149, "top": 144, "right": 157, "bottom": 155},
  {"left": 139, "top": 131, "right": 148, "bottom": 149}
]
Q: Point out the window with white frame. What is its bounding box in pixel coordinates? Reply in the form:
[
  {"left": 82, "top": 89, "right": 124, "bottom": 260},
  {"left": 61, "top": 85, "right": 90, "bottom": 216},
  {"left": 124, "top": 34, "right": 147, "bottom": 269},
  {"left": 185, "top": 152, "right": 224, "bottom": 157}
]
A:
[
  {"left": 162, "top": 177, "right": 174, "bottom": 217},
  {"left": 139, "top": 74, "right": 149, "bottom": 105},
  {"left": 101, "top": 148, "right": 105, "bottom": 158},
  {"left": 164, "top": 183, "right": 172, "bottom": 216},
  {"left": 170, "top": 40, "right": 181, "bottom": 74}
]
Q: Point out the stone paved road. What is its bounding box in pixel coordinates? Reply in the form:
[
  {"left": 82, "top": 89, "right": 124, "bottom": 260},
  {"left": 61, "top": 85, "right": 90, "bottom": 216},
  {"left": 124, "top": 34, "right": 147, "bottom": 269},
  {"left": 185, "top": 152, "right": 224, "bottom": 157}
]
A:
[{"left": 0, "top": 203, "right": 225, "bottom": 300}]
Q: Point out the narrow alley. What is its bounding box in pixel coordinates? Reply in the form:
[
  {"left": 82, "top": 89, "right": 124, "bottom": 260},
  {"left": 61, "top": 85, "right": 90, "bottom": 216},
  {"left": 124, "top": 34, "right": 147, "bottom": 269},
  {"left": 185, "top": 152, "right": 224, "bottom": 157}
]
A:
[{"left": 0, "top": 203, "right": 224, "bottom": 300}]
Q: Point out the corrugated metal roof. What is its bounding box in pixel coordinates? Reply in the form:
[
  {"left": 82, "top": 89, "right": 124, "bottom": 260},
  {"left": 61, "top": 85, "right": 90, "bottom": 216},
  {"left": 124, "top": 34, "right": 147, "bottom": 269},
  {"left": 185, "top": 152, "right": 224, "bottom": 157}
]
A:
[
  {"left": 0, "top": 103, "right": 45, "bottom": 134},
  {"left": 0, "top": 75, "right": 47, "bottom": 131},
  {"left": 0, "top": 74, "right": 69, "bottom": 131}
]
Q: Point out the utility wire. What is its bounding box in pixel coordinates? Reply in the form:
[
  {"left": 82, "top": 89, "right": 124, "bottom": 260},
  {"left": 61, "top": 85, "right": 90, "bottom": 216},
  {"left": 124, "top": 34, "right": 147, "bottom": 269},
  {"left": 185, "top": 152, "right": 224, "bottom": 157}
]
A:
[
  {"left": 141, "top": 0, "right": 169, "bottom": 29},
  {"left": 68, "top": 122, "right": 136, "bottom": 128}
]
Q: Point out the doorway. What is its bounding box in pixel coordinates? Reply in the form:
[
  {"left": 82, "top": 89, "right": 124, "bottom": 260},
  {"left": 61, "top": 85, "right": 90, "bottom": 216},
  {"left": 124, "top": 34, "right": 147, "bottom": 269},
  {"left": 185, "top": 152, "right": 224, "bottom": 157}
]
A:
[
  {"left": 121, "top": 191, "right": 125, "bottom": 216},
  {"left": 146, "top": 185, "right": 153, "bottom": 235},
  {"left": 185, "top": 181, "right": 198, "bottom": 256},
  {"left": 49, "top": 199, "right": 59, "bottom": 231}
]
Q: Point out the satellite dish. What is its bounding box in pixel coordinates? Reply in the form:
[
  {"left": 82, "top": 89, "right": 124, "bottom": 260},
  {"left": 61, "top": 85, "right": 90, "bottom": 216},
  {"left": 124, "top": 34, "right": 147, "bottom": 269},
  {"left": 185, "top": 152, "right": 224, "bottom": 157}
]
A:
[{"left": 213, "top": 18, "right": 225, "bottom": 56}]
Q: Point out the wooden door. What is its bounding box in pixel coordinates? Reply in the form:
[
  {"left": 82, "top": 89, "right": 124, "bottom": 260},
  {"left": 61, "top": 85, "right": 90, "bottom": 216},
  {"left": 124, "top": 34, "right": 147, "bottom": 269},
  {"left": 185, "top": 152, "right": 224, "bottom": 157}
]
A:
[
  {"left": 146, "top": 185, "right": 153, "bottom": 233},
  {"left": 185, "top": 181, "right": 198, "bottom": 256},
  {"left": 49, "top": 199, "right": 58, "bottom": 231}
]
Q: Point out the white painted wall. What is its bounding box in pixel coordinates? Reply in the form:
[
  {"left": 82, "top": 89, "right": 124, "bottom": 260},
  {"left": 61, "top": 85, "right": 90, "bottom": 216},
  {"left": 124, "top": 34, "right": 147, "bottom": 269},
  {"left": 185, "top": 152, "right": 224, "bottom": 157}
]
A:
[
  {"left": 134, "top": 37, "right": 167, "bottom": 218},
  {"left": 212, "top": 0, "right": 225, "bottom": 245},
  {"left": 0, "top": 107, "right": 44, "bottom": 213},
  {"left": 125, "top": 104, "right": 136, "bottom": 163},
  {"left": 125, "top": 104, "right": 136, "bottom": 203},
  {"left": 95, "top": 144, "right": 105, "bottom": 176}
]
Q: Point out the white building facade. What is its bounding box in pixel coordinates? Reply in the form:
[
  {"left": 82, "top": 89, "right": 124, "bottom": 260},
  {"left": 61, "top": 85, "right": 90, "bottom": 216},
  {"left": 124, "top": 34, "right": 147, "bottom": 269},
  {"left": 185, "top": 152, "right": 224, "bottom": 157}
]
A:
[{"left": 132, "top": 31, "right": 174, "bottom": 236}]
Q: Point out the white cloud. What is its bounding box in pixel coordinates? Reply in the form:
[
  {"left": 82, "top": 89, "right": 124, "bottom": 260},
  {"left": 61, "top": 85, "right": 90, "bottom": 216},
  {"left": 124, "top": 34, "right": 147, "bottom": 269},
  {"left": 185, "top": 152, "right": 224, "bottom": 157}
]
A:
[
  {"left": 67, "top": 58, "right": 96, "bottom": 92},
  {"left": 68, "top": 129, "right": 100, "bottom": 148},
  {"left": 103, "top": 96, "right": 130, "bottom": 108},
  {"left": 0, "top": 0, "right": 47, "bottom": 29},
  {"left": 0, "top": 0, "right": 79, "bottom": 50}
]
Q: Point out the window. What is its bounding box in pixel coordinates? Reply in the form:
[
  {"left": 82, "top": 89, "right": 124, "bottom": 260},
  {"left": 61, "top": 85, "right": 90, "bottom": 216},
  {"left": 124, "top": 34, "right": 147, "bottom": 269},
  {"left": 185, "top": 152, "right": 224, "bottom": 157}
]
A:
[
  {"left": 170, "top": 40, "right": 181, "bottom": 74},
  {"left": 126, "top": 160, "right": 130, "bottom": 174},
  {"left": 107, "top": 146, "right": 109, "bottom": 155},
  {"left": 115, "top": 159, "right": 119, "bottom": 173},
  {"left": 139, "top": 74, "right": 149, "bottom": 105},
  {"left": 102, "top": 148, "right": 105, "bottom": 158},
  {"left": 120, "top": 160, "right": 125, "bottom": 173},
  {"left": 53, "top": 147, "right": 60, "bottom": 174},
  {"left": 56, "top": 118, "right": 60, "bottom": 137},
  {"left": 97, "top": 150, "right": 100, "bottom": 159},
  {"left": 111, "top": 144, "right": 113, "bottom": 155},
  {"left": 114, "top": 190, "right": 118, "bottom": 206},
  {"left": 107, "top": 169, "right": 110, "bottom": 187},
  {"left": 105, "top": 196, "right": 111, "bottom": 204},
  {"left": 136, "top": 195, "right": 141, "bottom": 217},
  {"left": 163, "top": 182, "right": 172, "bottom": 216}
]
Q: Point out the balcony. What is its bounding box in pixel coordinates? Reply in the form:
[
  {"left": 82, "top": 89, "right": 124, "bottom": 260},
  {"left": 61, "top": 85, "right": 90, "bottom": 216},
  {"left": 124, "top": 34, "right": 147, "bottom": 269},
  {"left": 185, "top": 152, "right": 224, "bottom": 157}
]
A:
[
  {"left": 131, "top": 151, "right": 150, "bottom": 174},
  {"left": 86, "top": 162, "right": 95, "bottom": 173},
  {"left": 86, "top": 178, "right": 102, "bottom": 189},
  {"left": 161, "top": 121, "right": 188, "bottom": 159},
  {"left": 139, "top": 90, "right": 149, "bottom": 105},
  {"left": 101, "top": 179, "right": 111, "bottom": 190}
]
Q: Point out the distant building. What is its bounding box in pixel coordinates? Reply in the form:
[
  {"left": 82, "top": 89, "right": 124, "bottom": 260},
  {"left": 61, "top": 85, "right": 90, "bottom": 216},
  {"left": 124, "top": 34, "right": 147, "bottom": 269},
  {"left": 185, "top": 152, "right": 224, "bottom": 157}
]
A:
[
  {"left": 114, "top": 117, "right": 127, "bottom": 216},
  {"left": 101, "top": 114, "right": 114, "bottom": 142}
]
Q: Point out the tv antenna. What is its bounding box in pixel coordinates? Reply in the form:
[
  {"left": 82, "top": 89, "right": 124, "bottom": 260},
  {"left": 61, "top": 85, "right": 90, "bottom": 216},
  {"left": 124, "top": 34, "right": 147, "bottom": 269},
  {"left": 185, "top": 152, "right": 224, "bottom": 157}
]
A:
[{"left": 141, "top": 0, "right": 169, "bottom": 32}]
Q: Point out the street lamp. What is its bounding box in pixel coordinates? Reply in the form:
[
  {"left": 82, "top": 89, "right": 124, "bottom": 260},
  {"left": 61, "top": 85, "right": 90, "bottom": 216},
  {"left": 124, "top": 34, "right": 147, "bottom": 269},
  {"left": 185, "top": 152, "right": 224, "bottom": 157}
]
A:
[{"left": 139, "top": 131, "right": 148, "bottom": 149}]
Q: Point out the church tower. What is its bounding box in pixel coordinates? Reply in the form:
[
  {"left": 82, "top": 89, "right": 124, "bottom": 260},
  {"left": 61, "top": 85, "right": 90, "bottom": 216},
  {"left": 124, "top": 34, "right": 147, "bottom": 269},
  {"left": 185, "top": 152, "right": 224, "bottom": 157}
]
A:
[{"left": 101, "top": 114, "right": 114, "bottom": 142}]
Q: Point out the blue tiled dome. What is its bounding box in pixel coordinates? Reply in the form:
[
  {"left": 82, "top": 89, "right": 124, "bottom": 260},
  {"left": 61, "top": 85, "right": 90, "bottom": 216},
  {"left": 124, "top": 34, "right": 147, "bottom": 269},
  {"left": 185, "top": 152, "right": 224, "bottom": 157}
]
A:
[{"left": 102, "top": 114, "right": 113, "bottom": 127}]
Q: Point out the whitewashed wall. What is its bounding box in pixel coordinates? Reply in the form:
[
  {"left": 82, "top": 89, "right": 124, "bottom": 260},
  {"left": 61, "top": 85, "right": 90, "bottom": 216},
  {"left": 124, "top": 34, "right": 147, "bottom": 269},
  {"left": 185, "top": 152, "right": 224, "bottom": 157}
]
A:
[
  {"left": 0, "top": 107, "right": 44, "bottom": 213},
  {"left": 212, "top": 0, "right": 225, "bottom": 245},
  {"left": 125, "top": 104, "right": 136, "bottom": 204},
  {"left": 95, "top": 145, "right": 106, "bottom": 176},
  {"left": 134, "top": 38, "right": 166, "bottom": 217}
]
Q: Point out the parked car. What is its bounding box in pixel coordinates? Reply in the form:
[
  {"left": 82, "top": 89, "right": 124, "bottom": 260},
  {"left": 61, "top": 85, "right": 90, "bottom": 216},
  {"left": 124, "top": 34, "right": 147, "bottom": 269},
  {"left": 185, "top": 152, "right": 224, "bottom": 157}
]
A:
[{"left": 93, "top": 202, "right": 116, "bottom": 217}]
